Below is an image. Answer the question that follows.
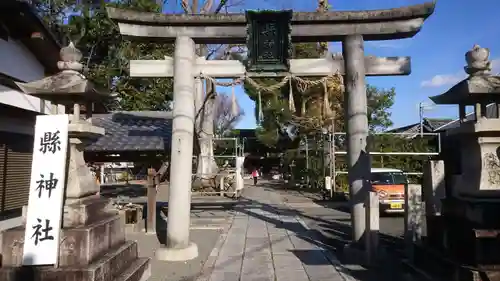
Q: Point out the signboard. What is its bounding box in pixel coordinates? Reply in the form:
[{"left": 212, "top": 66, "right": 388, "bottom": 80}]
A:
[
  {"left": 23, "top": 114, "right": 69, "bottom": 266},
  {"left": 245, "top": 10, "right": 293, "bottom": 72},
  {"left": 325, "top": 176, "right": 332, "bottom": 191}
]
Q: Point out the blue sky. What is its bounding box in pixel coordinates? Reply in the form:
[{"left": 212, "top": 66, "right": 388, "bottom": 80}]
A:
[{"left": 165, "top": 0, "right": 500, "bottom": 130}]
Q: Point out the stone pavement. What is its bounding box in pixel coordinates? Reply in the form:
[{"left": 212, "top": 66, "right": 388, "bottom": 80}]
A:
[
  {"left": 0, "top": 180, "right": 414, "bottom": 281},
  {"left": 199, "top": 185, "right": 356, "bottom": 281},
  {"left": 262, "top": 181, "right": 417, "bottom": 281}
]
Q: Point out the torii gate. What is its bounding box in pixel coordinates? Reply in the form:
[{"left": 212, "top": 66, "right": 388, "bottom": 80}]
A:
[{"left": 107, "top": 2, "right": 435, "bottom": 261}]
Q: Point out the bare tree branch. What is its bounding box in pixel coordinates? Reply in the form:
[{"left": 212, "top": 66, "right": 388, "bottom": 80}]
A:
[
  {"left": 181, "top": 0, "right": 191, "bottom": 13},
  {"left": 214, "top": 94, "right": 245, "bottom": 136},
  {"left": 200, "top": 0, "right": 214, "bottom": 13}
]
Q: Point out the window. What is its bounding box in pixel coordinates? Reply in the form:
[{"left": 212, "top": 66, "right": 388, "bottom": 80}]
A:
[
  {"left": 371, "top": 173, "right": 393, "bottom": 184},
  {"left": 371, "top": 172, "right": 407, "bottom": 185}
]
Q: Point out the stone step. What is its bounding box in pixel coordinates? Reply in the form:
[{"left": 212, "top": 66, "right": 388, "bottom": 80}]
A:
[
  {"left": 86, "top": 240, "right": 139, "bottom": 280},
  {"left": 0, "top": 240, "right": 139, "bottom": 281},
  {"left": 114, "top": 258, "right": 151, "bottom": 281}
]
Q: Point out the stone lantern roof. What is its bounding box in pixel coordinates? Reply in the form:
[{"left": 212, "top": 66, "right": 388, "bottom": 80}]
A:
[
  {"left": 430, "top": 45, "right": 500, "bottom": 105},
  {"left": 14, "top": 42, "right": 111, "bottom": 105},
  {"left": 429, "top": 45, "right": 500, "bottom": 128}
]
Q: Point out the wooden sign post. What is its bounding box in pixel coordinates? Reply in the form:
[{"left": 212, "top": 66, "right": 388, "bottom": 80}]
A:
[{"left": 22, "top": 114, "right": 69, "bottom": 266}]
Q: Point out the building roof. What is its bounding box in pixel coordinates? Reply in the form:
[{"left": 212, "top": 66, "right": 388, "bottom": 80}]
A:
[
  {"left": 85, "top": 111, "right": 173, "bottom": 152},
  {"left": 0, "top": 0, "right": 62, "bottom": 74},
  {"left": 387, "top": 103, "right": 500, "bottom": 135},
  {"left": 388, "top": 118, "right": 454, "bottom": 135}
]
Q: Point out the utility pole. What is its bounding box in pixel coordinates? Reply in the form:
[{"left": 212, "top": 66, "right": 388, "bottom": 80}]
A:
[{"left": 419, "top": 102, "right": 424, "bottom": 137}]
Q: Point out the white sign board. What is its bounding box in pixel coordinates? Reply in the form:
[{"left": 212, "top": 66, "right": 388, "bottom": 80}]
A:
[
  {"left": 23, "top": 114, "right": 69, "bottom": 266},
  {"left": 325, "top": 176, "right": 332, "bottom": 191}
]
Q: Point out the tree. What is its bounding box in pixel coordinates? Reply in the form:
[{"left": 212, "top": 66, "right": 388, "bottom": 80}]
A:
[
  {"left": 32, "top": 0, "right": 174, "bottom": 111},
  {"left": 214, "top": 94, "right": 244, "bottom": 137},
  {"left": 35, "top": 0, "right": 246, "bottom": 190},
  {"left": 243, "top": 52, "right": 397, "bottom": 147},
  {"left": 242, "top": 42, "right": 346, "bottom": 147},
  {"left": 367, "top": 85, "right": 396, "bottom": 132},
  {"left": 240, "top": 0, "right": 396, "bottom": 148}
]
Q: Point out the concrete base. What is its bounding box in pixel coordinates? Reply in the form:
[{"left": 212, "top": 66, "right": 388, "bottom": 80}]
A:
[
  {"left": 0, "top": 212, "right": 151, "bottom": 281},
  {"left": 155, "top": 242, "right": 198, "bottom": 261}
]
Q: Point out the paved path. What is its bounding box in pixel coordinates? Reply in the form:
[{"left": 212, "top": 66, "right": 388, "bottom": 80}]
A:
[
  {"left": 202, "top": 185, "right": 355, "bottom": 281},
  {"left": 270, "top": 185, "right": 406, "bottom": 238},
  {"left": 261, "top": 181, "right": 418, "bottom": 281}
]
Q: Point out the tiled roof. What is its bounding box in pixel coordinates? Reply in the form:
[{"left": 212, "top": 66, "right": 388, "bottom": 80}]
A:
[
  {"left": 85, "top": 111, "right": 173, "bottom": 152},
  {"left": 389, "top": 104, "right": 500, "bottom": 135},
  {"left": 388, "top": 118, "right": 454, "bottom": 135},
  {"left": 425, "top": 118, "right": 455, "bottom": 130}
]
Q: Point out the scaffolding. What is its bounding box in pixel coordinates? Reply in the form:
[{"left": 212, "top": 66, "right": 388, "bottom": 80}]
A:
[
  {"left": 191, "top": 137, "right": 245, "bottom": 197},
  {"left": 284, "top": 132, "right": 441, "bottom": 194},
  {"left": 327, "top": 132, "right": 440, "bottom": 193}
]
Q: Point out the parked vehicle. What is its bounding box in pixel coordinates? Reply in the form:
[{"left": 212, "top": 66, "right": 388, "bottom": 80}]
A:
[{"left": 370, "top": 168, "right": 407, "bottom": 214}]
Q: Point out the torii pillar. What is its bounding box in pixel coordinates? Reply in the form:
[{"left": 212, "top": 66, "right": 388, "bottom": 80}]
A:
[
  {"left": 343, "top": 34, "right": 371, "bottom": 244},
  {"left": 155, "top": 36, "right": 199, "bottom": 261}
]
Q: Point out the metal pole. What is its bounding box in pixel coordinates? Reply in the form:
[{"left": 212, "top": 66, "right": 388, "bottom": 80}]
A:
[
  {"left": 322, "top": 134, "right": 325, "bottom": 189},
  {"left": 331, "top": 116, "right": 336, "bottom": 197},
  {"left": 305, "top": 137, "right": 309, "bottom": 186},
  {"left": 419, "top": 102, "right": 424, "bottom": 137}
]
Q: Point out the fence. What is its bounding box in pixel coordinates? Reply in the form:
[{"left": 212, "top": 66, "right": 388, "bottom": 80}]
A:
[{"left": 290, "top": 132, "right": 441, "bottom": 191}]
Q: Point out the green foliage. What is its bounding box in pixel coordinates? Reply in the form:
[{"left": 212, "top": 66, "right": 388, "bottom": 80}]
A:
[
  {"left": 367, "top": 85, "right": 396, "bottom": 132},
  {"left": 243, "top": 43, "right": 319, "bottom": 146},
  {"left": 369, "top": 134, "right": 436, "bottom": 183},
  {"left": 32, "top": 0, "right": 174, "bottom": 111}
]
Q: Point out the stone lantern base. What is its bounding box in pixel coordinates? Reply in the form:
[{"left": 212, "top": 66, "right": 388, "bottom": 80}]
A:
[
  {"left": 0, "top": 123, "right": 150, "bottom": 281},
  {"left": 0, "top": 206, "right": 150, "bottom": 281}
]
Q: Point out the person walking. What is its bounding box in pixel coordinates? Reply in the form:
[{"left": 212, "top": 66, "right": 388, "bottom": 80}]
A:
[{"left": 252, "top": 168, "right": 259, "bottom": 186}]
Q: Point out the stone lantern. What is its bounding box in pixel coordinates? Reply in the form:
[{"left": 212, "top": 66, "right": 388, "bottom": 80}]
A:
[
  {"left": 425, "top": 45, "right": 500, "bottom": 276},
  {"left": 0, "top": 42, "right": 150, "bottom": 281},
  {"left": 430, "top": 44, "right": 500, "bottom": 195},
  {"left": 15, "top": 42, "right": 109, "bottom": 205}
]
